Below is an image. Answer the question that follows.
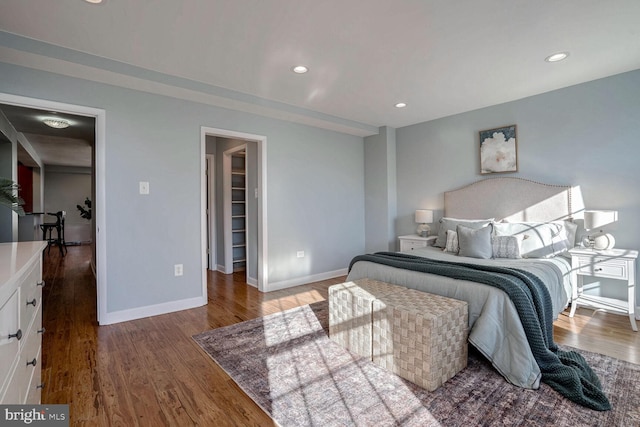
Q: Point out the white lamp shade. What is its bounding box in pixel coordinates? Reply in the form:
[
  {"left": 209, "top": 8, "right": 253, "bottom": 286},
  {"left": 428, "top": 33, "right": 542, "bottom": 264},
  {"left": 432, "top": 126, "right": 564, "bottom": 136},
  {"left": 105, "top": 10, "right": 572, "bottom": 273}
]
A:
[
  {"left": 415, "top": 209, "right": 433, "bottom": 224},
  {"left": 584, "top": 210, "right": 618, "bottom": 230}
]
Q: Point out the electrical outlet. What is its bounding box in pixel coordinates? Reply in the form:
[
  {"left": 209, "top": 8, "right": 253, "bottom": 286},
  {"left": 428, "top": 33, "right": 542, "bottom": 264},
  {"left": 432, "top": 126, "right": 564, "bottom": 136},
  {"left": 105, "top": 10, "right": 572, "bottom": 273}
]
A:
[
  {"left": 174, "top": 264, "right": 183, "bottom": 276},
  {"left": 297, "top": 251, "right": 305, "bottom": 258}
]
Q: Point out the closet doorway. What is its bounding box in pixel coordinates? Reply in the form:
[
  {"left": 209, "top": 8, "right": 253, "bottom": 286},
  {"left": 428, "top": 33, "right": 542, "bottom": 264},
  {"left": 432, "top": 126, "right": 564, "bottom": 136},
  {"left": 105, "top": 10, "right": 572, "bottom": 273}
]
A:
[{"left": 201, "top": 127, "right": 267, "bottom": 291}]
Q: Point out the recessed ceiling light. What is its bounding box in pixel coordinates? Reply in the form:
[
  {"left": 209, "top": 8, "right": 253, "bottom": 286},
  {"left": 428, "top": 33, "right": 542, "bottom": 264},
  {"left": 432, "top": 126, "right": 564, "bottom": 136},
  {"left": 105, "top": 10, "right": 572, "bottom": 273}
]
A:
[
  {"left": 292, "top": 65, "right": 308, "bottom": 74},
  {"left": 545, "top": 52, "right": 569, "bottom": 63},
  {"left": 395, "top": 102, "right": 407, "bottom": 108},
  {"left": 43, "top": 118, "right": 71, "bottom": 129}
]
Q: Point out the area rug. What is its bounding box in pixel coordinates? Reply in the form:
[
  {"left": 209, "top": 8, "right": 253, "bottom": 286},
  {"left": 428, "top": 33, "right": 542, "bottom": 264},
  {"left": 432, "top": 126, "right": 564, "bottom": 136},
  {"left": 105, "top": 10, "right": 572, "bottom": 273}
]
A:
[{"left": 193, "top": 301, "right": 639, "bottom": 427}]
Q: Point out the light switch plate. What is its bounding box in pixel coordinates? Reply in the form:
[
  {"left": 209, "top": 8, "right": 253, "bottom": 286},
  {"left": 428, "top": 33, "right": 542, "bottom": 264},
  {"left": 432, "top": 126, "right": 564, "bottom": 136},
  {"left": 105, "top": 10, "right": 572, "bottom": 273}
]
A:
[{"left": 139, "top": 181, "right": 149, "bottom": 195}]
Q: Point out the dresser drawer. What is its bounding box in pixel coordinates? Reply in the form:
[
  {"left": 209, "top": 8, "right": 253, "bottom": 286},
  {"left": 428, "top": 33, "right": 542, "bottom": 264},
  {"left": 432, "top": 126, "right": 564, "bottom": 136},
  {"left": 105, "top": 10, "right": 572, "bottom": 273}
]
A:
[
  {"left": 575, "top": 257, "right": 628, "bottom": 280},
  {"left": 3, "top": 351, "right": 40, "bottom": 405},
  {"left": 0, "top": 362, "right": 22, "bottom": 404},
  {"left": 0, "top": 290, "right": 20, "bottom": 391},
  {"left": 19, "top": 260, "right": 42, "bottom": 334},
  {"left": 15, "top": 313, "right": 42, "bottom": 404},
  {"left": 25, "top": 349, "right": 42, "bottom": 404}
]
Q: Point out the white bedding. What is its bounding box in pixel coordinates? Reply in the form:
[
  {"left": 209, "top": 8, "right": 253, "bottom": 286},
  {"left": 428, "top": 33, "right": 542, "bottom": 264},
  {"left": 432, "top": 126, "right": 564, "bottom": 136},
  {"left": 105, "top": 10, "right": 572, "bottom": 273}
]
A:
[{"left": 347, "top": 246, "right": 572, "bottom": 389}]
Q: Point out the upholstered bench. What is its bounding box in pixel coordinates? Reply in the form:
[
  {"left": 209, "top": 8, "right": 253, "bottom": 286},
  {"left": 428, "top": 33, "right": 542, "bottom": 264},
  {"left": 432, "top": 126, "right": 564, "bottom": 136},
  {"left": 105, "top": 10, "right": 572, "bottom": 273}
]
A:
[
  {"left": 372, "top": 288, "right": 468, "bottom": 391},
  {"left": 328, "top": 279, "right": 402, "bottom": 359},
  {"left": 328, "top": 279, "right": 468, "bottom": 391}
]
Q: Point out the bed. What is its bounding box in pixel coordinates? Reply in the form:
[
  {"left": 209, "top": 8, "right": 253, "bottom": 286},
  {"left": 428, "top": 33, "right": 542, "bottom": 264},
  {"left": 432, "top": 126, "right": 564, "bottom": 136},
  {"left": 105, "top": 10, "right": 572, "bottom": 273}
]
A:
[{"left": 347, "top": 177, "right": 578, "bottom": 390}]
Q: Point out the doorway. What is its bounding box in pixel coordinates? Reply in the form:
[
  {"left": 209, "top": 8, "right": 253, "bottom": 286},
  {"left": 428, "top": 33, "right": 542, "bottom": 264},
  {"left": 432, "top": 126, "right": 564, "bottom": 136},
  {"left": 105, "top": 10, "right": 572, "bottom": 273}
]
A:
[
  {"left": 201, "top": 127, "right": 267, "bottom": 292},
  {"left": 0, "top": 92, "right": 107, "bottom": 323}
]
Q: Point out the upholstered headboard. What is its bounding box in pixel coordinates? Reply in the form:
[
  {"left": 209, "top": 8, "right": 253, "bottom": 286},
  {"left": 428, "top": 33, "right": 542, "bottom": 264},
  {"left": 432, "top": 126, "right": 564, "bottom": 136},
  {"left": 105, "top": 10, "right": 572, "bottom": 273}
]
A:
[{"left": 444, "top": 177, "right": 574, "bottom": 223}]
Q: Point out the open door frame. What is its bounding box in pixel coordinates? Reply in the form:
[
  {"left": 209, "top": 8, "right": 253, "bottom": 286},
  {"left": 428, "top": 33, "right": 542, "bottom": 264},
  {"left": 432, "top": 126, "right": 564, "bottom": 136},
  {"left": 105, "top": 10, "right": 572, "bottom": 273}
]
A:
[
  {"left": 200, "top": 127, "right": 267, "bottom": 292},
  {"left": 0, "top": 92, "right": 107, "bottom": 323},
  {"left": 206, "top": 154, "right": 215, "bottom": 271}
]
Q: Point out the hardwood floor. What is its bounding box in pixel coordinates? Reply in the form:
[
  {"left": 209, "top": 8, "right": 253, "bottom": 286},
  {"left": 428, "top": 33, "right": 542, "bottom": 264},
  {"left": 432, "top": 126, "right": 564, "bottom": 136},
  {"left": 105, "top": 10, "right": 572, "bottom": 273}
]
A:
[{"left": 41, "top": 245, "right": 639, "bottom": 425}]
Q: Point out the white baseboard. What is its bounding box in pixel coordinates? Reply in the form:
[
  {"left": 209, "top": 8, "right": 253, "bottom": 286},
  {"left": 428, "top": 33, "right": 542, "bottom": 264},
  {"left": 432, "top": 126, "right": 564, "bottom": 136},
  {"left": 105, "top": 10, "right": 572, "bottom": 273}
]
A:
[
  {"left": 99, "top": 295, "right": 207, "bottom": 325},
  {"left": 266, "top": 268, "right": 348, "bottom": 292},
  {"left": 247, "top": 276, "right": 258, "bottom": 287}
]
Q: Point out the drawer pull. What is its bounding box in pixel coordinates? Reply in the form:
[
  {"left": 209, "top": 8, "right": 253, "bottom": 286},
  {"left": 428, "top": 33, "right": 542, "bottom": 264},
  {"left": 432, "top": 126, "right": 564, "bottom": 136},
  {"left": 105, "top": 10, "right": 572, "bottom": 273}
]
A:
[
  {"left": 594, "top": 268, "right": 603, "bottom": 272},
  {"left": 37, "top": 280, "right": 45, "bottom": 287},
  {"left": 27, "top": 358, "right": 37, "bottom": 367},
  {"left": 9, "top": 329, "right": 22, "bottom": 341},
  {"left": 26, "top": 298, "right": 37, "bottom": 307},
  {"left": 37, "top": 383, "right": 45, "bottom": 389},
  {"left": 38, "top": 327, "right": 46, "bottom": 334}
]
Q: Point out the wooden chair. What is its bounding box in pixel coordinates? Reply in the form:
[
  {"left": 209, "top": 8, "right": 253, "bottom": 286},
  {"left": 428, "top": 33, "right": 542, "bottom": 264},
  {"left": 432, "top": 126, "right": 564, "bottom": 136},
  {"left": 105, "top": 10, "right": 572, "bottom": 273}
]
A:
[{"left": 40, "top": 211, "right": 67, "bottom": 256}]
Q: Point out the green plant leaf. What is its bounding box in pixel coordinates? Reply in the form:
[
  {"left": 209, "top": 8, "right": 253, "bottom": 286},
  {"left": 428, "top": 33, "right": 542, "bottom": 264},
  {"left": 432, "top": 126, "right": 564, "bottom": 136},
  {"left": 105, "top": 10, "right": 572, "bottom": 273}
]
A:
[{"left": 0, "top": 177, "right": 25, "bottom": 216}]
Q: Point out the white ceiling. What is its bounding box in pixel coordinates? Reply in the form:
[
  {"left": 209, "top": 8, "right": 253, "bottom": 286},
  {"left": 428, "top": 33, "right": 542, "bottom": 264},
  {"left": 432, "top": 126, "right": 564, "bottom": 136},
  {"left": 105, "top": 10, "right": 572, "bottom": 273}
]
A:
[
  {"left": 0, "top": 104, "right": 94, "bottom": 167},
  {"left": 1, "top": 0, "right": 639, "bottom": 134}
]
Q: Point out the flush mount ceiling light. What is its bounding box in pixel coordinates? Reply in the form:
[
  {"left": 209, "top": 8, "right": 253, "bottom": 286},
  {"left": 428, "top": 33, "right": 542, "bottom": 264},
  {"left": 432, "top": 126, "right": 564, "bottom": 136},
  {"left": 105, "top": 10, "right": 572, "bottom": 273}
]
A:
[
  {"left": 545, "top": 52, "right": 569, "bottom": 62},
  {"left": 395, "top": 102, "right": 407, "bottom": 108},
  {"left": 43, "top": 118, "right": 71, "bottom": 129},
  {"left": 292, "top": 65, "right": 308, "bottom": 74},
  {"left": 84, "top": 0, "right": 104, "bottom": 4}
]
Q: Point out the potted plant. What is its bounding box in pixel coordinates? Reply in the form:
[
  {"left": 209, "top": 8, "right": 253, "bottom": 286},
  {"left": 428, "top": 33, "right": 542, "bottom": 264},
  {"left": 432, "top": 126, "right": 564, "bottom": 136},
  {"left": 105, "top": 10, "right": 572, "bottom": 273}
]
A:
[
  {"left": 0, "top": 177, "right": 25, "bottom": 216},
  {"left": 77, "top": 197, "right": 91, "bottom": 220}
]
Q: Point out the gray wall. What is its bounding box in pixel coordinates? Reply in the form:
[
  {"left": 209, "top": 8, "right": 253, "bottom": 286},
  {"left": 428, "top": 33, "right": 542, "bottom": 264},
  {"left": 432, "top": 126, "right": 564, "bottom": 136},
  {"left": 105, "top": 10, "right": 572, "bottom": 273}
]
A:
[
  {"left": 43, "top": 165, "right": 92, "bottom": 244},
  {"left": 0, "top": 61, "right": 365, "bottom": 315},
  {"left": 396, "top": 69, "right": 640, "bottom": 303},
  {"left": 364, "top": 126, "right": 397, "bottom": 252}
]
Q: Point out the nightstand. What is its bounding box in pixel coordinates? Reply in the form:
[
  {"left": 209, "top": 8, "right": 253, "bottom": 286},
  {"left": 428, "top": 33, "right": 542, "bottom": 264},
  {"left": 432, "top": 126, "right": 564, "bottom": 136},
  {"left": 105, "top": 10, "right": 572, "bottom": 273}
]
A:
[
  {"left": 568, "top": 247, "right": 638, "bottom": 331},
  {"left": 398, "top": 235, "right": 436, "bottom": 252}
]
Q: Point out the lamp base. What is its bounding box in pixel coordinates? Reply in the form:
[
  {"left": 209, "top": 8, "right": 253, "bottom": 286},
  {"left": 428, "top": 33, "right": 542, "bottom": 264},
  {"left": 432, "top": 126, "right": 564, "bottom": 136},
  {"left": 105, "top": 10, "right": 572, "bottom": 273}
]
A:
[
  {"left": 417, "top": 224, "right": 431, "bottom": 238},
  {"left": 593, "top": 233, "right": 615, "bottom": 250},
  {"left": 582, "top": 233, "right": 616, "bottom": 250}
]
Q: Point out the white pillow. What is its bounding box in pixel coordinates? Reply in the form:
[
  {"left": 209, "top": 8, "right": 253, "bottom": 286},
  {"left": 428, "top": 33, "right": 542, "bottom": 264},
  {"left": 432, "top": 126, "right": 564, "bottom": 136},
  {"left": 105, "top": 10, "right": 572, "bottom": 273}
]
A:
[
  {"left": 435, "top": 217, "right": 494, "bottom": 248},
  {"left": 445, "top": 230, "right": 459, "bottom": 253},
  {"left": 562, "top": 220, "right": 578, "bottom": 248},
  {"left": 494, "top": 222, "right": 570, "bottom": 258},
  {"left": 492, "top": 235, "right": 523, "bottom": 259}
]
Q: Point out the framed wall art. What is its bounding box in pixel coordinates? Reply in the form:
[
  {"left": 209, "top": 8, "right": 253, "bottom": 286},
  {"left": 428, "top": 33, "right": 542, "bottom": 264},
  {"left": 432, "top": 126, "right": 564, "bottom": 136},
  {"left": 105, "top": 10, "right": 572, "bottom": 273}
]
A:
[{"left": 479, "top": 124, "right": 517, "bottom": 174}]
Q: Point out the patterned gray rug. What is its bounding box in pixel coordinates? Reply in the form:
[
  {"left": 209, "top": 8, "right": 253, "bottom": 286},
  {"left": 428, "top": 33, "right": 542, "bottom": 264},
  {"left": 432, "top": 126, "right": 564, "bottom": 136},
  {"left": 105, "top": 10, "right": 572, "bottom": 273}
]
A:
[{"left": 193, "top": 301, "right": 639, "bottom": 427}]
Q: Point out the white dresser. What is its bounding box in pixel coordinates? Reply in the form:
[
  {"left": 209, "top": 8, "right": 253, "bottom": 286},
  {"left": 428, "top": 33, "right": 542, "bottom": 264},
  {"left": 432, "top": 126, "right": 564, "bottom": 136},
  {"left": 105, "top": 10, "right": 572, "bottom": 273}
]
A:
[{"left": 0, "top": 241, "right": 47, "bottom": 404}]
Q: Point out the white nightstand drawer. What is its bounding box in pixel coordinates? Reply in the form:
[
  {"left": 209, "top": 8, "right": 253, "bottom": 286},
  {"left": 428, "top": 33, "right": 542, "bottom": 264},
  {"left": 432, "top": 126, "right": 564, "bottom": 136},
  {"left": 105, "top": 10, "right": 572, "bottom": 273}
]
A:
[
  {"left": 575, "top": 257, "right": 628, "bottom": 280},
  {"left": 398, "top": 235, "right": 435, "bottom": 252},
  {"left": 402, "top": 240, "right": 427, "bottom": 251}
]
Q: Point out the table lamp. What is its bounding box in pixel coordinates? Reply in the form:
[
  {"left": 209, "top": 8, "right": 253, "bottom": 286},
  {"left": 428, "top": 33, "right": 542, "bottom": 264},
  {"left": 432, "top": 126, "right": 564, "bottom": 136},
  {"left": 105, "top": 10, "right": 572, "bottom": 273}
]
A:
[{"left": 415, "top": 209, "right": 434, "bottom": 237}]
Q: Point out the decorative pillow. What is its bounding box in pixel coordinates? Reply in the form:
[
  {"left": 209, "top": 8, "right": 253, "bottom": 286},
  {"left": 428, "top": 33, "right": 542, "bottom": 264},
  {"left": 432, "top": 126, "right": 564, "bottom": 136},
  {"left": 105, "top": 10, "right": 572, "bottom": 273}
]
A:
[
  {"left": 492, "top": 235, "right": 523, "bottom": 259},
  {"left": 457, "top": 224, "right": 493, "bottom": 259},
  {"left": 494, "top": 222, "right": 570, "bottom": 258},
  {"left": 445, "top": 230, "right": 459, "bottom": 253},
  {"left": 562, "top": 220, "right": 578, "bottom": 248},
  {"left": 435, "top": 217, "right": 494, "bottom": 248}
]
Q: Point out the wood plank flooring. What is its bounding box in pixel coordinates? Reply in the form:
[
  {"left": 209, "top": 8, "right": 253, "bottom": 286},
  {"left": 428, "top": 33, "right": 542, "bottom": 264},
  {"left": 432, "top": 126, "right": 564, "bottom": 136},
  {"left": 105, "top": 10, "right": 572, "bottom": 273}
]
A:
[{"left": 41, "top": 245, "right": 639, "bottom": 425}]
